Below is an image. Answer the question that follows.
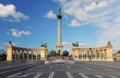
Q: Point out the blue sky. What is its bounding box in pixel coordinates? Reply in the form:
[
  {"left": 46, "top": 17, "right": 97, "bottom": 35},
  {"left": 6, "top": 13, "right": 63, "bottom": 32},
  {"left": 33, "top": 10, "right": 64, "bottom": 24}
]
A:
[{"left": 0, "top": 0, "right": 120, "bottom": 53}]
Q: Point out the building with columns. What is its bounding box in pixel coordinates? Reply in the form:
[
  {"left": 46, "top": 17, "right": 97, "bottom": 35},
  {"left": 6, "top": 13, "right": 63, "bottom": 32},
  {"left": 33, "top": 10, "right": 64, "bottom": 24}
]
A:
[
  {"left": 6, "top": 41, "right": 47, "bottom": 62},
  {"left": 56, "top": 7, "right": 63, "bottom": 55},
  {"left": 72, "top": 41, "right": 113, "bottom": 61}
]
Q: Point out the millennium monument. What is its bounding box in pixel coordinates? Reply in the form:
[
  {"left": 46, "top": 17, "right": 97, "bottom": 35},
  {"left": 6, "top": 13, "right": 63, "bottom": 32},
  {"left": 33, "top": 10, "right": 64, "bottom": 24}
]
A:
[
  {"left": 56, "top": 7, "right": 63, "bottom": 55},
  {"left": 6, "top": 7, "right": 113, "bottom": 62}
]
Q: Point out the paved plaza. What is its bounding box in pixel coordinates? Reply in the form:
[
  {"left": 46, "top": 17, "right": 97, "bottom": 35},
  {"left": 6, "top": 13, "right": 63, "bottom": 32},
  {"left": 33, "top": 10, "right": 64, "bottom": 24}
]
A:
[{"left": 0, "top": 61, "right": 120, "bottom": 78}]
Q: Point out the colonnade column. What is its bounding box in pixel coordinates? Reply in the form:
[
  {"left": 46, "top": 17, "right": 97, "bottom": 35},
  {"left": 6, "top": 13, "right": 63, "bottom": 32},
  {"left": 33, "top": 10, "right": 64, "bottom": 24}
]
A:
[
  {"left": 27, "top": 51, "right": 29, "bottom": 60},
  {"left": 86, "top": 50, "right": 89, "bottom": 61},
  {"left": 14, "top": 50, "right": 16, "bottom": 61},
  {"left": 32, "top": 51, "right": 34, "bottom": 60},
  {"left": 94, "top": 50, "right": 97, "bottom": 61},
  {"left": 36, "top": 51, "right": 38, "bottom": 60},
  {"left": 18, "top": 50, "right": 20, "bottom": 60},
  {"left": 22, "top": 50, "right": 24, "bottom": 60},
  {"left": 82, "top": 50, "right": 84, "bottom": 61}
]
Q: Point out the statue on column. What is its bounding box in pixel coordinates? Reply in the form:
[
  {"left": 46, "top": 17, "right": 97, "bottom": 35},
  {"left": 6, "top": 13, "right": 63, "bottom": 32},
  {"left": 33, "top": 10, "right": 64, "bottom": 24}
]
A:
[{"left": 58, "top": 7, "right": 61, "bottom": 15}]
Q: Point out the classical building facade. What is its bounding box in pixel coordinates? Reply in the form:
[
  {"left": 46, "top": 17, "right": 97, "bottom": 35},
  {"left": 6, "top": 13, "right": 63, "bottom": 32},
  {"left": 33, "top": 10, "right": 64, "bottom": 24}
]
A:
[
  {"left": 7, "top": 41, "right": 47, "bottom": 62},
  {"left": 113, "top": 51, "right": 120, "bottom": 60},
  {"left": 72, "top": 41, "right": 113, "bottom": 61}
]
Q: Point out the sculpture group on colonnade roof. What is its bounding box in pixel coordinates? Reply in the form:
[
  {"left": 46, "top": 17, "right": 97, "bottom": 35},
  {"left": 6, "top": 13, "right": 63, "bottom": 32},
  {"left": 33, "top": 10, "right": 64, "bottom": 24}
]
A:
[
  {"left": 41, "top": 43, "right": 47, "bottom": 48},
  {"left": 72, "top": 42, "right": 79, "bottom": 47}
]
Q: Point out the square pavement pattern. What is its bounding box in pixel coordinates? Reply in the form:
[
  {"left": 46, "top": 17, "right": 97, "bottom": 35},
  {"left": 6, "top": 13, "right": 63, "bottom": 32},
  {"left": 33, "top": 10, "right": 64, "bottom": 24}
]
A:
[{"left": 1, "top": 62, "right": 120, "bottom": 78}]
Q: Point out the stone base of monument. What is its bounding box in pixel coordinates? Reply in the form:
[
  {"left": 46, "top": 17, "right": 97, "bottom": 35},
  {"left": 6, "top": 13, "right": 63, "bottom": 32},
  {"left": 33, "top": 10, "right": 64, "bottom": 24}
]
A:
[
  {"left": 47, "top": 55, "right": 70, "bottom": 60},
  {"left": 44, "top": 56, "right": 75, "bottom": 64}
]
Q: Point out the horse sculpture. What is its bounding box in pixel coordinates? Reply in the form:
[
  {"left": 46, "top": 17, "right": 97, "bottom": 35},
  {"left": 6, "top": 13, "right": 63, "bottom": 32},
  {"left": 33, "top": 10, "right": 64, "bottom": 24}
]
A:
[
  {"left": 72, "top": 42, "right": 79, "bottom": 47},
  {"left": 41, "top": 43, "right": 47, "bottom": 48}
]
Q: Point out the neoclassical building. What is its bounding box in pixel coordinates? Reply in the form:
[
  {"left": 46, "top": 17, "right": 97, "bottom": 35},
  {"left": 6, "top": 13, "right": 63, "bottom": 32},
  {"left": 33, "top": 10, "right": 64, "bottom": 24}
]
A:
[
  {"left": 113, "top": 51, "right": 120, "bottom": 60},
  {"left": 72, "top": 41, "right": 113, "bottom": 61},
  {"left": 7, "top": 41, "right": 113, "bottom": 62},
  {"left": 7, "top": 41, "right": 47, "bottom": 62}
]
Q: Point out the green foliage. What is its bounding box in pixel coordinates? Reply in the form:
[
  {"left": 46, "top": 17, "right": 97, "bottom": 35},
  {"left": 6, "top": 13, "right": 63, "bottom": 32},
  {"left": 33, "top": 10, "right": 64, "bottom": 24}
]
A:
[
  {"left": 0, "top": 49, "right": 7, "bottom": 61},
  {"left": 49, "top": 50, "right": 57, "bottom": 56},
  {"left": 63, "top": 50, "right": 69, "bottom": 56}
]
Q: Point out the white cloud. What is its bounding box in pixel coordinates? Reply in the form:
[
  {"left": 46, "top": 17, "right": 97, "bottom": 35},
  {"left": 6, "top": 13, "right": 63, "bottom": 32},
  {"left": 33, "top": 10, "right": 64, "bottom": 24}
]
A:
[
  {"left": 0, "top": 46, "right": 3, "bottom": 49},
  {"left": 55, "top": 0, "right": 109, "bottom": 25},
  {"left": 0, "top": 3, "right": 29, "bottom": 22},
  {"left": 85, "top": 1, "right": 107, "bottom": 12},
  {"left": 69, "top": 19, "right": 81, "bottom": 27},
  {"left": 44, "top": 11, "right": 56, "bottom": 19},
  {"left": 62, "top": 42, "right": 71, "bottom": 46},
  {"left": 10, "top": 29, "right": 31, "bottom": 37}
]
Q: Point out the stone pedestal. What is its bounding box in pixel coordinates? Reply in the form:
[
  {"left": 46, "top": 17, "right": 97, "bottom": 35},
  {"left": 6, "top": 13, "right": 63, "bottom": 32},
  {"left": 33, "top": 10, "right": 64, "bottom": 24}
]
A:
[
  {"left": 72, "top": 47, "right": 79, "bottom": 58},
  {"left": 40, "top": 47, "right": 47, "bottom": 60},
  {"left": 7, "top": 42, "right": 13, "bottom": 62}
]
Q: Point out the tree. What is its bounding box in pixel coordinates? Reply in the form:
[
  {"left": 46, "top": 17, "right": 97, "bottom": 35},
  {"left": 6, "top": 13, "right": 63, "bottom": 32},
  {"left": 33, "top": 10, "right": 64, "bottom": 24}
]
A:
[
  {"left": 49, "top": 50, "right": 57, "bottom": 56},
  {"left": 0, "top": 49, "right": 7, "bottom": 61},
  {"left": 63, "top": 50, "right": 69, "bottom": 56}
]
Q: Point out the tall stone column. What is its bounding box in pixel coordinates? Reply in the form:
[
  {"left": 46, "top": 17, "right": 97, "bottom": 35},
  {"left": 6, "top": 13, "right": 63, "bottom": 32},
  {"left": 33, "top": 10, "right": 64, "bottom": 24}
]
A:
[{"left": 56, "top": 7, "right": 63, "bottom": 55}]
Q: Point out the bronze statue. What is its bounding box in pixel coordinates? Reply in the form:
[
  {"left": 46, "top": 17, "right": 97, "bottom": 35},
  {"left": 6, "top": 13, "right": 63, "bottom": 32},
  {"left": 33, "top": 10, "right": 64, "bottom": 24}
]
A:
[
  {"left": 41, "top": 43, "right": 47, "bottom": 48},
  {"left": 58, "top": 7, "right": 61, "bottom": 15},
  {"left": 72, "top": 42, "right": 79, "bottom": 47}
]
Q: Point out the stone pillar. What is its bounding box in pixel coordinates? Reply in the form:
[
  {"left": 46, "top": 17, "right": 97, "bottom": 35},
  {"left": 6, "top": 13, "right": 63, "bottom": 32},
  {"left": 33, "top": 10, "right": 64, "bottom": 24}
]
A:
[
  {"left": 99, "top": 50, "right": 102, "bottom": 61},
  {"left": 104, "top": 49, "right": 107, "bottom": 60},
  {"left": 14, "top": 50, "right": 17, "bottom": 61},
  {"left": 101, "top": 50, "right": 103, "bottom": 60},
  {"left": 72, "top": 47, "right": 79, "bottom": 61},
  {"left": 36, "top": 51, "right": 38, "bottom": 60},
  {"left": 40, "top": 47, "right": 47, "bottom": 60},
  {"left": 22, "top": 50, "right": 24, "bottom": 60},
  {"left": 18, "top": 50, "right": 20, "bottom": 60},
  {"left": 98, "top": 50, "right": 100, "bottom": 61},
  {"left": 81, "top": 50, "right": 83, "bottom": 61},
  {"left": 86, "top": 50, "right": 89, "bottom": 61},
  {"left": 106, "top": 41, "right": 113, "bottom": 61},
  {"left": 56, "top": 7, "right": 63, "bottom": 55},
  {"left": 7, "top": 42, "right": 13, "bottom": 62},
  {"left": 32, "top": 51, "right": 34, "bottom": 60},
  {"left": 84, "top": 50, "right": 87, "bottom": 60},
  {"left": 94, "top": 50, "right": 97, "bottom": 61},
  {"left": 27, "top": 51, "right": 29, "bottom": 60},
  {"left": 92, "top": 50, "right": 95, "bottom": 61}
]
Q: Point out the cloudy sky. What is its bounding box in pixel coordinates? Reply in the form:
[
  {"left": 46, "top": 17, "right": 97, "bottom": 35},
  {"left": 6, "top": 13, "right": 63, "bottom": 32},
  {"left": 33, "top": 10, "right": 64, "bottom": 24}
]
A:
[{"left": 0, "top": 0, "right": 120, "bottom": 53}]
